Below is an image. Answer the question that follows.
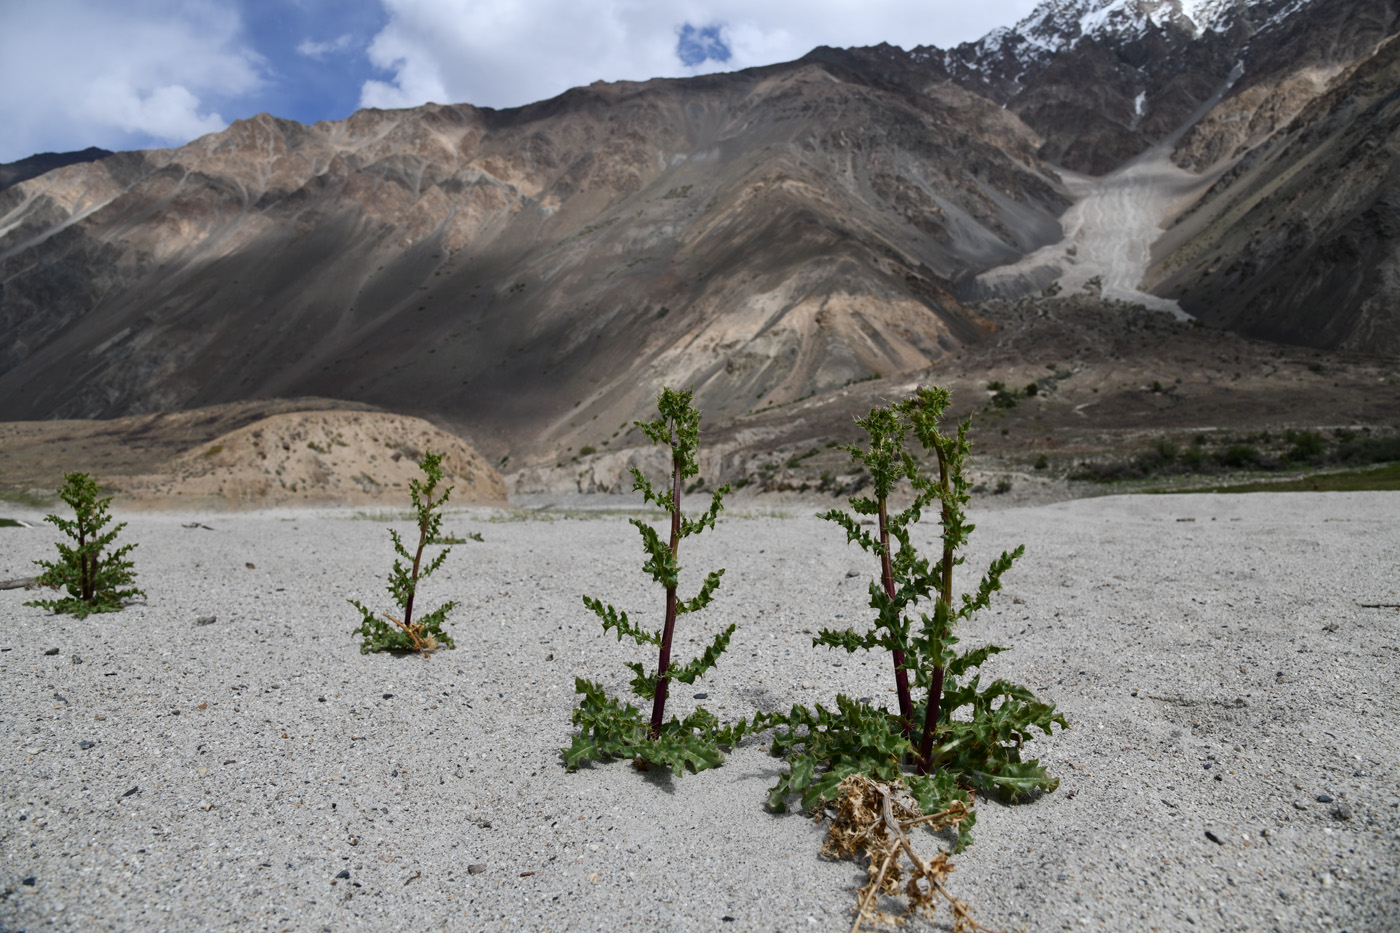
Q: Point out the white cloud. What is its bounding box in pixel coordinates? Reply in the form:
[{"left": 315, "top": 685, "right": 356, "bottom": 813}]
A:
[
  {"left": 297, "top": 34, "right": 356, "bottom": 60},
  {"left": 359, "top": 0, "right": 1040, "bottom": 113},
  {"left": 0, "top": 0, "right": 1044, "bottom": 162},
  {"left": 79, "top": 79, "right": 227, "bottom": 141},
  {"left": 0, "top": 0, "right": 263, "bottom": 162}
]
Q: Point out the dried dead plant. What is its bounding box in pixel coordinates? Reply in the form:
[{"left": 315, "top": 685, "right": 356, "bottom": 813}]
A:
[{"left": 819, "top": 774, "right": 992, "bottom": 933}]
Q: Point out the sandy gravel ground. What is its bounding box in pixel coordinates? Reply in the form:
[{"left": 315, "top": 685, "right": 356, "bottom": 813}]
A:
[{"left": 1, "top": 492, "right": 1397, "bottom": 932}]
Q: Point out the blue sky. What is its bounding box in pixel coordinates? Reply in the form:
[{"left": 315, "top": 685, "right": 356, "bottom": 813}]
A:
[{"left": 0, "top": 0, "right": 1041, "bottom": 164}]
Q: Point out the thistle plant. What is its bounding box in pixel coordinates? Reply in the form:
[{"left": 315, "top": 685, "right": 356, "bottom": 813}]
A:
[
  {"left": 25, "top": 472, "right": 144, "bottom": 618},
  {"left": 351, "top": 450, "right": 457, "bottom": 657},
  {"left": 767, "top": 386, "right": 1065, "bottom": 847},
  {"left": 564, "top": 387, "right": 759, "bottom": 775}
]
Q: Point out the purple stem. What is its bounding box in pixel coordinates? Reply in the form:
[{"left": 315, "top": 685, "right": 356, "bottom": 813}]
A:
[
  {"left": 917, "top": 448, "right": 953, "bottom": 774},
  {"left": 648, "top": 428, "right": 684, "bottom": 740},
  {"left": 879, "top": 496, "right": 914, "bottom": 739}
]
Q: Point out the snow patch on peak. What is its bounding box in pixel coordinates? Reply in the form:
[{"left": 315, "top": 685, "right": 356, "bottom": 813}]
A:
[
  {"left": 1007, "top": 0, "right": 1264, "bottom": 50},
  {"left": 1180, "top": 0, "right": 1241, "bottom": 31},
  {"left": 947, "top": 0, "right": 1303, "bottom": 90}
]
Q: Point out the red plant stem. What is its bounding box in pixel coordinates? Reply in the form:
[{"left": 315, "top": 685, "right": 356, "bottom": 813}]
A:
[
  {"left": 403, "top": 489, "right": 433, "bottom": 631},
  {"left": 879, "top": 496, "right": 914, "bottom": 739},
  {"left": 649, "top": 428, "right": 684, "bottom": 740},
  {"left": 79, "top": 522, "right": 92, "bottom": 603},
  {"left": 917, "top": 448, "right": 953, "bottom": 774}
]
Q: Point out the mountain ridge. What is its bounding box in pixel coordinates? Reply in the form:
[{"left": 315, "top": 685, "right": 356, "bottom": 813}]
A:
[{"left": 1, "top": 0, "right": 1396, "bottom": 491}]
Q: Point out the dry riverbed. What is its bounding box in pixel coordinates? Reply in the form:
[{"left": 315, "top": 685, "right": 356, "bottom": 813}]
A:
[{"left": 2, "top": 493, "right": 1397, "bottom": 932}]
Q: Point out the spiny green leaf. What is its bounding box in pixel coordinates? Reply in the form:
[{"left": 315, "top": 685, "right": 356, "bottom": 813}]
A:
[
  {"left": 584, "top": 596, "right": 661, "bottom": 647},
  {"left": 665, "top": 624, "right": 737, "bottom": 684},
  {"left": 677, "top": 569, "right": 724, "bottom": 615}
]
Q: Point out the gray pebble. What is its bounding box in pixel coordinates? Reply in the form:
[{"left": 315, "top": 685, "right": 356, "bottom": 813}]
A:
[
  {"left": 468, "top": 864, "right": 486, "bottom": 875},
  {"left": 1293, "top": 800, "right": 1311, "bottom": 811},
  {"left": 78, "top": 740, "right": 95, "bottom": 750},
  {"left": 195, "top": 615, "right": 216, "bottom": 626},
  {"left": 44, "top": 648, "right": 58, "bottom": 656},
  {"left": 1332, "top": 802, "right": 1353, "bottom": 821},
  {"left": 1316, "top": 793, "right": 1334, "bottom": 803}
]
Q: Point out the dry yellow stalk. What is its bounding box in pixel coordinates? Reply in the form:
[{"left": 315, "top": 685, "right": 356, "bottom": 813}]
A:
[{"left": 817, "top": 775, "right": 991, "bottom": 933}]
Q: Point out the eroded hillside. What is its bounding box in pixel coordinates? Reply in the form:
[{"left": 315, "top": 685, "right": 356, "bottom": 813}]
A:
[{"left": 0, "top": 0, "right": 1396, "bottom": 495}]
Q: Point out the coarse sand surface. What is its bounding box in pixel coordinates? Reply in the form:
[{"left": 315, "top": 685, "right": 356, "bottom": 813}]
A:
[{"left": 2, "top": 492, "right": 1397, "bottom": 932}]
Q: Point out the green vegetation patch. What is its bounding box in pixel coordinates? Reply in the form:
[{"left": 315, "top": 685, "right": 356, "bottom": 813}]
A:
[
  {"left": 1071, "top": 428, "right": 1400, "bottom": 485},
  {"left": 0, "top": 488, "right": 57, "bottom": 508},
  {"left": 1160, "top": 463, "right": 1400, "bottom": 494}
]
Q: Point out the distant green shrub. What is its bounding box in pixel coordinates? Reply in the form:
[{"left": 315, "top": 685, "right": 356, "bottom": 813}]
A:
[
  {"left": 1219, "top": 444, "right": 1260, "bottom": 469},
  {"left": 1285, "top": 431, "right": 1327, "bottom": 463}
]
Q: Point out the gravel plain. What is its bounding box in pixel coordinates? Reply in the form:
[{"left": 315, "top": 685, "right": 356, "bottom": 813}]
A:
[{"left": 2, "top": 491, "right": 1398, "bottom": 932}]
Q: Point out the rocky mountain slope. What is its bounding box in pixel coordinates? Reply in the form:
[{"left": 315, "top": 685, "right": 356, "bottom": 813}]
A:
[
  {"left": 0, "top": 146, "right": 113, "bottom": 191},
  {"left": 0, "top": 59, "right": 1067, "bottom": 450},
  {"left": 815, "top": 0, "right": 1397, "bottom": 174},
  {"left": 1150, "top": 32, "right": 1400, "bottom": 354},
  {"left": 1, "top": 0, "right": 1396, "bottom": 491}
]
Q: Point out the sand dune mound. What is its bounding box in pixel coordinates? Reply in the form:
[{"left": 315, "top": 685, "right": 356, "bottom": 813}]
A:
[{"left": 115, "top": 410, "right": 507, "bottom": 508}]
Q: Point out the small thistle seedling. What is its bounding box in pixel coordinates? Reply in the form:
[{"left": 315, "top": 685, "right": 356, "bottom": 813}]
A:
[
  {"left": 25, "top": 472, "right": 144, "bottom": 618},
  {"left": 564, "top": 388, "right": 760, "bottom": 775},
  {"left": 768, "top": 386, "right": 1065, "bottom": 848},
  {"left": 351, "top": 450, "right": 458, "bottom": 657}
]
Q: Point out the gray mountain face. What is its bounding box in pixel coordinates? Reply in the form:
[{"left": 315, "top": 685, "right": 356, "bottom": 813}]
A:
[
  {"left": 0, "top": 0, "right": 1395, "bottom": 468},
  {"left": 1150, "top": 31, "right": 1400, "bottom": 354},
  {"left": 0, "top": 147, "right": 113, "bottom": 191}
]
